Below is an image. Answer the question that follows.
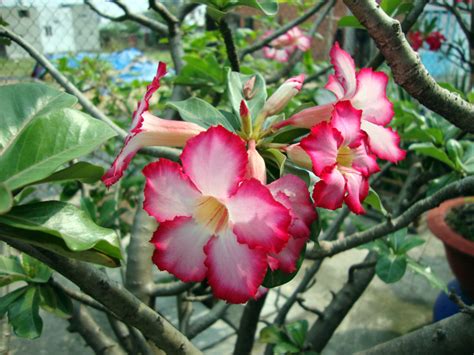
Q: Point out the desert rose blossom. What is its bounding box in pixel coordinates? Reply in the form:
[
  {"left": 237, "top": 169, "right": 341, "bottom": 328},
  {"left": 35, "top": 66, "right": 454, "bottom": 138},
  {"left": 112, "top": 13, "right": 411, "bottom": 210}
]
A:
[
  {"left": 263, "top": 27, "right": 311, "bottom": 63},
  {"left": 425, "top": 31, "right": 446, "bottom": 51},
  {"left": 408, "top": 31, "right": 424, "bottom": 51},
  {"left": 301, "top": 101, "right": 379, "bottom": 214},
  {"left": 143, "top": 126, "right": 292, "bottom": 303},
  {"left": 267, "top": 175, "right": 317, "bottom": 273},
  {"left": 102, "top": 62, "right": 205, "bottom": 187},
  {"left": 276, "top": 42, "right": 405, "bottom": 163}
]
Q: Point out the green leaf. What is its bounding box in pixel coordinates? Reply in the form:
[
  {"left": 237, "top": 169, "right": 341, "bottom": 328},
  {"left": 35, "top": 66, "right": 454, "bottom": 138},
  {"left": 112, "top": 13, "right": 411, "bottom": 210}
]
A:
[
  {"left": 166, "top": 97, "right": 234, "bottom": 131},
  {"left": 20, "top": 254, "right": 52, "bottom": 283},
  {"left": 0, "top": 83, "right": 77, "bottom": 153},
  {"left": 38, "top": 284, "right": 73, "bottom": 318},
  {"left": 338, "top": 16, "right": 364, "bottom": 29},
  {"left": 0, "top": 286, "right": 28, "bottom": 317},
  {"left": 285, "top": 320, "right": 308, "bottom": 348},
  {"left": 375, "top": 254, "right": 407, "bottom": 283},
  {"left": 380, "top": 0, "right": 400, "bottom": 15},
  {"left": 0, "top": 201, "right": 121, "bottom": 267},
  {"left": 364, "top": 188, "right": 388, "bottom": 216},
  {"left": 196, "top": 0, "right": 278, "bottom": 16},
  {"left": 226, "top": 70, "right": 267, "bottom": 122},
  {"left": 261, "top": 149, "right": 286, "bottom": 177},
  {"left": 30, "top": 162, "right": 105, "bottom": 186},
  {"left": 259, "top": 325, "right": 284, "bottom": 344},
  {"left": 0, "top": 108, "right": 115, "bottom": 190},
  {"left": 262, "top": 245, "right": 305, "bottom": 288},
  {"left": 0, "top": 184, "right": 12, "bottom": 215},
  {"left": 407, "top": 258, "right": 448, "bottom": 292},
  {"left": 270, "top": 127, "right": 309, "bottom": 144},
  {"left": 175, "top": 54, "right": 225, "bottom": 92},
  {"left": 236, "top": 0, "right": 278, "bottom": 15},
  {"left": 7, "top": 287, "right": 42, "bottom": 339},
  {"left": 274, "top": 342, "right": 300, "bottom": 354},
  {"left": 409, "top": 143, "right": 456, "bottom": 169}
]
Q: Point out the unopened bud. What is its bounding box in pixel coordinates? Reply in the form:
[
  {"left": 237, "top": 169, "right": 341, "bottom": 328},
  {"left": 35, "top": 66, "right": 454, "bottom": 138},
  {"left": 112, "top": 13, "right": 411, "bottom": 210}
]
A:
[
  {"left": 245, "top": 140, "right": 266, "bottom": 184},
  {"left": 240, "top": 100, "right": 252, "bottom": 136},
  {"left": 262, "top": 74, "right": 304, "bottom": 117},
  {"left": 243, "top": 76, "right": 256, "bottom": 100},
  {"left": 286, "top": 143, "right": 312, "bottom": 170}
]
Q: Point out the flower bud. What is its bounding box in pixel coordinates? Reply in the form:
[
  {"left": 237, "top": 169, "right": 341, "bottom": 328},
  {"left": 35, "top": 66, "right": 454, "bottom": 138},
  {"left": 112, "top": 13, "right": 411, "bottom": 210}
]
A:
[
  {"left": 240, "top": 100, "right": 252, "bottom": 136},
  {"left": 261, "top": 74, "right": 304, "bottom": 117},
  {"left": 245, "top": 140, "right": 266, "bottom": 184},
  {"left": 243, "top": 76, "right": 256, "bottom": 100},
  {"left": 286, "top": 143, "right": 312, "bottom": 170}
]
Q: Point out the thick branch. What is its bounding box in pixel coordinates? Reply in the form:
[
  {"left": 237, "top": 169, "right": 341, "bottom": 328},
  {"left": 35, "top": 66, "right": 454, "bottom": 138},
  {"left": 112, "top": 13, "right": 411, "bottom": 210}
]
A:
[
  {"left": 219, "top": 18, "right": 240, "bottom": 72},
  {"left": 306, "top": 253, "right": 377, "bottom": 352},
  {"left": 359, "top": 313, "right": 474, "bottom": 354},
  {"left": 68, "top": 303, "right": 126, "bottom": 355},
  {"left": 239, "top": 1, "right": 328, "bottom": 59},
  {"left": 0, "top": 25, "right": 181, "bottom": 161},
  {"left": 344, "top": 0, "right": 474, "bottom": 133},
  {"left": 1, "top": 239, "right": 201, "bottom": 355},
  {"left": 233, "top": 294, "right": 267, "bottom": 355},
  {"left": 306, "top": 176, "right": 474, "bottom": 260},
  {"left": 149, "top": 0, "right": 178, "bottom": 24},
  {"left": 186, "top": 302, "right": 230, "bottom": 340}
]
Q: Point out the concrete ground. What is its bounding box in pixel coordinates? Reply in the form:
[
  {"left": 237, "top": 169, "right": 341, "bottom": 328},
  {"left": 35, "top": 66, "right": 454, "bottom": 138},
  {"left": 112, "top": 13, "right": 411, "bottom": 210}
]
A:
[{"left": 9, "top": 218, "right": 454, "bottom": 355}]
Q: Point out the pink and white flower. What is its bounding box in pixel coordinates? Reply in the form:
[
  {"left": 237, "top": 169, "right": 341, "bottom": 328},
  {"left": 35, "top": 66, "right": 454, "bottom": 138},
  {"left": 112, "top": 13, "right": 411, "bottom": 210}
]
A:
[
  {"left": 143, "top": 126, "right": 292, "bottom": 303},
  {"left": 263, "top": 27, "right": 311, "bottom": 63},
  {"left": 267, "top": 175, "right": 317, "bottom": 273},
  {"left": 102, "top": 62, "right": 205, "bottom": 187},
  {"left": 276, "top": 42, "right": 405, "bottom": 163},
  {"left": 261, "top": 74, "right": 305, "bottom": 117},
  {"left": 301, "top": 101, "right": 379, "bottom": 214}
]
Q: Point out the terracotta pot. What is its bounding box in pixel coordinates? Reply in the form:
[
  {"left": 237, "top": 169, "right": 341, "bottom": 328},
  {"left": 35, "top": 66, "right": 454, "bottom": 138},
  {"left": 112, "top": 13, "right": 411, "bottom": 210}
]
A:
[{"left": 427, "top": 197, "right": 474, "bottom": 299}]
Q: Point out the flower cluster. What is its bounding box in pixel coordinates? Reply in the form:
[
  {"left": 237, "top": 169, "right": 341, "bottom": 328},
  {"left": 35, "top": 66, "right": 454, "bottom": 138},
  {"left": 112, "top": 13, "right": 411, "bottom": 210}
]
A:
[
  {"left": 103, "top": 64, "right": 316, "bottom": 304},
  {"left": 276, "top": 42, "right": 405, "bottom": 214},
  {"left": 408, "top": 31, "right": 446, "bottom": 51},
  {"left": 263, "top": 27, "right": 311, "bottom": 63}
]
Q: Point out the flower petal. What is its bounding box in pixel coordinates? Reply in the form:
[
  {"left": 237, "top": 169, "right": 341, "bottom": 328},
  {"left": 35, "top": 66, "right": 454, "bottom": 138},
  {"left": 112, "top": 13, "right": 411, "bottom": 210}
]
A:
[
  {"left": 361, "top": 120, "right": 406, "bottom": 163},
  {"left": 227, "top": 179, "right": 290, "bottom": 253},
  {"left": 351, "top": 68, "right": 394, "bottom": 126},
  {"left": 268, "top": 174, "right": 317, "bottom": 239},
  {"left": 151, "top": 216, "right": 209, "bottom": 282},
  {"left": 325, "top": 74, "right": 345, "bottom": 99},
  {"left": 181, "top": 126, "right": 247, "bottom": 199},
  {"left": 269, "top": 236, "right": 307, "bottom": 273},
  {"left": 204, "top": 230, "right": 268, "bottom": 304},
  {"left": 351, "top": 140, "right": 380, "bottom": 176},
  {"left": 143, "top": 159, "right": 201, "bottom": 222},
  {"left": 286, "top": 144, "right": 313, "bottom": 170},
  {"left": 274, "top": 103, "right": 333, "bottom": 129},
  {"left": 329, "top": 42, "right": 357, "bottom": 99},
  {"left": 331, "top": 101, "right": 363, "bottom": 146},
  {"left": 342, "top": 168, "right": 369, "bottom": 215},
  {"left": 312, "top": 167, "right": 345, "bottom": 210},
  {"left": 301, "top": 122, "right": 342, "bottom": 176}
]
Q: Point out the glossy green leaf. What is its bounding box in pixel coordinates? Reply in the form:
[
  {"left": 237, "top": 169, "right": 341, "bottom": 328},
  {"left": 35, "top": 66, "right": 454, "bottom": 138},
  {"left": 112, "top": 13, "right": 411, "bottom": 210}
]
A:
[
  {"left": 0, "top": 201, "right": 121, "bottom": 267},
  {"left": 31, "top": 162, "right": 105, "bottom": 186},
  {"left": 175, "top": 54, "right": 225, "bottom": 92},
  {"left": 285, "top": 320, "right": 308, "bottom": 348},
  {"left": 338, "top": 16, "right": 364, "bottom": 29},
  {"left": 237, "top": 0, "right": 278, "bottom": 15},
  {"left": 375, "top": 254, "right": 407, "bottom": 283},
  {"left": 260, "top": 325, "right": 284, "bottom": 344},
  {"left": 409, "top": 143, "right": 456, "bottom": 169},
  {"left": 0, "top": 286, "right": 28, "bottom": 317},
  {"left": 0, "top": 256, "right": 29, "bottom": 287},
  {"left": 0, "top": 83, "right": 77, "bottom": 153},
  {"left": 407, "top": 258, "right": 448, "bottom": 292},
  {"left": 274, "top": 342, "right": 300, "bottom": 354},
  {"left": 227, "top": 70, "right": 267, "bottom": 122},
  {"left": 0, "top": 108, "right": 115, "bottom": 190},
  {"left": 8, "top": 287, "right": 42, "bottom": 339},
  {"left": 262, "top": 245, "right": 305, "bottom": 288},
  {"left": 261, "top": 148, "right": 287, "bottom": 177},
  {"left": 166, "top": 97, "right": 234, "bottom": 131},
  {"left": 20, "top": 254, "right": 52, "bottom": 283},
  {"left": 0, "top": 184, "right": 12, "bottom": 215},
  {"left": 38, "top": 284, "right": 73, "bottom": 318},
  {"left": 380, "top": 0, "right": 400, "bottom": 15},
  {"left": 364, "top": 188, "right": 388, "bottom": 216},
  {"left": 270, "top": 126, "right": 309, "bottom": 144}
]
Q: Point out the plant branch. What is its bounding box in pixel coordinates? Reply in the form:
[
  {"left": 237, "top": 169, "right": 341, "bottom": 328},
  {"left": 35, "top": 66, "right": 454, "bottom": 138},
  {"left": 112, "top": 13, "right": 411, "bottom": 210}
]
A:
[
  {"left": 359, "top": 313, "right": 474, "bottom": 354},
  {"left": 149, "top": 0, "right": 178, "bottom": 24},
  {"left": 233, "top": 294, "right": 267, "bottom": 355},
  {"left": 343, "top": 0, "right": 474, "bottom": 133},
  {"left": 1, "top": 238, "right": 201, "bottom": 355},
  {"left": 186, "top": 301, "right": 230, "bottom": 340},
  {"left": 306, "top": 175, "right": 474, "bottom": 260},
  {"left": 239, "top": 1, "right": 328, "bottom": 60},
  {"left": 49, "top": 278, "right": 108, "bottom": 313},
  {"left": 151, "top": 281, "right": 194, "bottom": 296},
  {"left": 108, "top": 0, "right": 168, "bottom": 34},
  {"left": 219, "top": 18, "right": 240, "bottom": 72}
]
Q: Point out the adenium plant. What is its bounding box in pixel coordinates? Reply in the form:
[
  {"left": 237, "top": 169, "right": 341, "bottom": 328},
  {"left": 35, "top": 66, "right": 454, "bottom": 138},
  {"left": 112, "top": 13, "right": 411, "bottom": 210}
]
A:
[{"left": 103, "top": 42, "right": 405, "bottom": 303}]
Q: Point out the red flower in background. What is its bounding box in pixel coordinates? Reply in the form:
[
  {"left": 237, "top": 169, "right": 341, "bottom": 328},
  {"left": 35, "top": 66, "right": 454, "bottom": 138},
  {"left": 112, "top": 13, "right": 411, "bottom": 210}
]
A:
[
  {"left": 425, "top": 31, "right": 446, "bottom": 51},
  {"left": 408, "top": 31, "right": 424, "bottom": 51}
]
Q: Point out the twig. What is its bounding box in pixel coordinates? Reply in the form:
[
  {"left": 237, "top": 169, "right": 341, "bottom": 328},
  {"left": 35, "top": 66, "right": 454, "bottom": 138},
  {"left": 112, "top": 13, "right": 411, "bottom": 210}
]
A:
[
  {"left": 49, "top": 278, "right": 108, "bottom": 313},
  {"left": 303, "top": 65, "right": 332, "bottom": 85},
  {"left": 107, "top": 316, "right": 135, "bottom": 354},
  {"left": 448, "top": 292, "right": 474, "bottom": 316},
  {"left": 219, "top": 18, "right": 240, "bottom": 72},
  {"left": 183, "top": 294, "right": 214, "bottom": 302},
  {"left": 149, "top": 0, "right": 178, "bottom": 24},
  {"left": 306, "top": 176, "right": 474, "bottom": 260},
  {"left": 1, "top": 238, "right": 201, "bottom": 355},
  {"left": 343, "top": 0, "right": 474, "bottom": 133},
  {"left": 295, "top": 296, "right": 324, "bottom": 318},
  {"left": 186, "top": 301, "right": 230, "bottom": 340},
  {"left": 239, "top": 1, "right": 328, "bottom": 60},
  {"left": 151, "top": 281, "right": 194, "bottom": 296}
]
